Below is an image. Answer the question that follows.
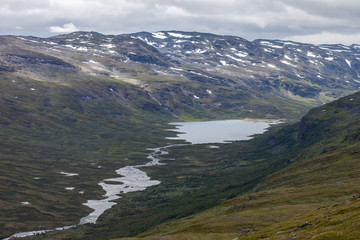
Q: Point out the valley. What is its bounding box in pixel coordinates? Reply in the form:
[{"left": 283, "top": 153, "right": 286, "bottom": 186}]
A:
[{"left": 0, "top": 31, "right": 360, "bottom": 239}]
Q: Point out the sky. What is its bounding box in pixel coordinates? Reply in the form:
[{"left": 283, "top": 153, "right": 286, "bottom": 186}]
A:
[{"left": 0, "top": 0, "right": 359, "bottom": 45}]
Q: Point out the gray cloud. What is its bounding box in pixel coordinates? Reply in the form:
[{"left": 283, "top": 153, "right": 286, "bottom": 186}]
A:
[{"left": 0, "top": 0, "right": 359, "bottom": 44}]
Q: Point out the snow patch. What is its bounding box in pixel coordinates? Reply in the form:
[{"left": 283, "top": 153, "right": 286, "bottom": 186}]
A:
[
  {"left": 208, "top": 145, "right": 219, "bottom": 149},
  {"left": 65, "top": 45, "right": 88, "bottom": 52},
  {"left": 226, "top": 54, "right": 248, "bottom": 63},
  {"left": 21, "top": 202, "right": 30, "bottom": 205},
  {"left": 259, "top": 41, "right": 283, "bottom": 48},
  {"left": 65, "top": 187, "right": 75, "bottom": 191},
  {"left": 284, "top": 55, "right": 292, "bottom": 61},
  {"left": 325, "top": 56, "right": 334, "bottom": 61},
  {"left": 185, "top": 49, "right": 206, "bottom": 54},
  {"left": 152, "top": 32, "right": 167, "bottom": 39},
  {"left": 206, "top": 89, "right": 212, "bottom": 94},
  {"left": 281, "top": 60, "right": 297, "bottom": 67},
  {"left": 194, "top": 95, "right": 200, "bottom": 99},
  {"left": 345, "top": 59, "right": 351, "bottom": 67},
  {"left": 283, "top": 42, "right": 299, "bottom": 46},
  {"left": 101, "top": 44, "right": 115, "bottom": 49},
  {"left": 307, "top": 51, "right": 316, "bottom": 57},
  {"left": 137, "top": 37, "right": 157, "bottom": 47},
  {"left": 267, "top": 63, "right": 277, "bottom": 69},
  {"left": 220, "top": 60, "right": 228, "bottom": 66},
  {"left": 168, "top": 32, "right": 192, "bottom": 38},
  {"left": 231, "top": 48, "right": 248, "bottom": 57},
  {"left": 170, "top": 67, "right": 183, "bottom": 71},
  {"left": 60, "top": 171, "right": 79, "bottom": 177}
]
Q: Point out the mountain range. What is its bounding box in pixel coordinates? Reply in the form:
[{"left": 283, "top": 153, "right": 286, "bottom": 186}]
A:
[{"left": 1, "top": 31, "right": 360, "bottom": 119}]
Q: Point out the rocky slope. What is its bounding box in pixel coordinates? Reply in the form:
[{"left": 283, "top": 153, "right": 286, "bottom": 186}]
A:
[{"left": 1, "top": 31, "right": 360, "bottom": 119}]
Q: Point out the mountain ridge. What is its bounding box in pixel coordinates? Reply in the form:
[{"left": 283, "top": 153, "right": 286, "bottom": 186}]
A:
[{"left": 1, "top": 30, "right": 360, "bottom": 121}]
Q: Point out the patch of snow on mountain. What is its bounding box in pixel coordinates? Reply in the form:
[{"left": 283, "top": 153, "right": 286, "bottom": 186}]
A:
[
  {"left": 136, "top": 37, "right": 157, "bottom": 47},
  {"left": 206, "top": 89, "right": 212, "bottom": 94},
  {"left": 226, "top": 54, "right": 249, "bottom": 63},
  {"left": 60, "top": 171, "right": 79, "bottom": 177},
  {"left": 259, "top": 41, "right": 283, "bottom": 48},
  {"left": 170, "top": 67, "right": 183, "bottom": 71},
  {"left": 281, "top": 60, "right": 297, "bottom": 67},
  {"left": 101, "top": 44, "right": 115, "bottom": 49},
  {"left": 65, "top": 45, "right": 88, "bottom": 52},
  {"left": 345, "top": 59, "right": 351, "bottom": 67},
  {"left": 283, "top": 42, "right": 299, "bottom": 46},
  {"left": 152, "top": 32, "right": 167, "bottom": 39},
  {"left": 307, "top": 51, "right": 316, "bottom": 57},
  {"left": 220, "top": 60, "right": 228, "bottom": 66},
  {"left": 231, "top": 48, "right": 248, "bottom": 57},
  {"left": 186, "top": 49, "right": 206, "bottom": 54},
  {"left": 284, "top": 55, "right": 292, "bottom": 61},
  {"left": 168, "top": 32, "right": 192, "bottom": 38},
  {"left": 267, "top": 63, "right": 277, "bottom": 69},
  {"left": 45, "top": 41, "right": 58, "bottom": 45},
  {"left": 325, "top": 56, "right": 334, "bottom": 61}
]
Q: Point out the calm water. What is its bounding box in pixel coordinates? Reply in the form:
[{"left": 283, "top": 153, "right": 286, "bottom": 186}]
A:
[{"left": 167, "top": 119, "right": 279, "bottom": 144}]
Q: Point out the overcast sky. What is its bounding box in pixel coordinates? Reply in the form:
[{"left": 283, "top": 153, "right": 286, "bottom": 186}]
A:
[{"left": 1, "top": 0, "right": 359, "bottom": 44}]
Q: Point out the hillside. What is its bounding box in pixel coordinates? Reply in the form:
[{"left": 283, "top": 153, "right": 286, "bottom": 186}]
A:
[
  {"left": 1, "top": 31, "right": 360, "bottom": 239},
  {"left": 116, "top": 91, "right": 360, "bottom": 240}
]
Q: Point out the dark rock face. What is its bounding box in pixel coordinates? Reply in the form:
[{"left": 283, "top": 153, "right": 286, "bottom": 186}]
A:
[
  {"left": 3, "top": 52, "right": 76, "bottom": 69},
  {"left": 1, "top": 49, "right": 77, "bottom": 73}
]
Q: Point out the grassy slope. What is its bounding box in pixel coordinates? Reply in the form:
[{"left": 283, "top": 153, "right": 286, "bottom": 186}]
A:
[
  {"left": 113, "top": 92, "right": 360, "bottom": 240},
  {"left": 0, "top": 71, "right": 174, "bottom": 238}
]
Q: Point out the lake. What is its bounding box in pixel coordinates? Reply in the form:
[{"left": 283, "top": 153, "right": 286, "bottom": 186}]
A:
[{"left": 167, "top": 119, "right": 279, "bottom": 144}]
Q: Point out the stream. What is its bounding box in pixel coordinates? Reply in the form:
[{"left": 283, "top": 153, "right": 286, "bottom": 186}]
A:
[{"left": 3, "top": 145, "right": 183, "bottom": 240}]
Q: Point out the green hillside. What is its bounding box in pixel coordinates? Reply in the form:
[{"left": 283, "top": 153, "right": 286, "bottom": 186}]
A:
[{"left": 112, "top": 91, "right": 360, "bottom": 240}]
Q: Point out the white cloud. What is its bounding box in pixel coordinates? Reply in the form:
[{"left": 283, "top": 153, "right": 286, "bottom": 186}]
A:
[
  {"left": 155, "top": 4, "right": 193, "bottom": 17},
  {"left": 49, "top": 23, "right": 79, "bottom": 33}
]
